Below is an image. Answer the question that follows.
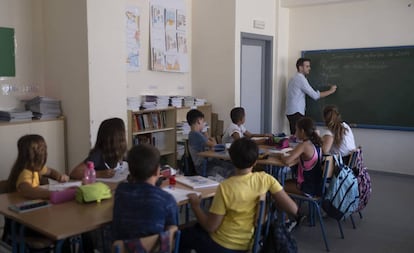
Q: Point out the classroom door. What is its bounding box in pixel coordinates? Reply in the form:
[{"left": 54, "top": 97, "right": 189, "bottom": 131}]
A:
[{"left": 240, "top": 33, "right": 273, "bottom": 133}]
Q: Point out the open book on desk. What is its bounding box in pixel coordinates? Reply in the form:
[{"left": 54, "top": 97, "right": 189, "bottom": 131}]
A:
[
  {"left": 175, "top": 176, "right": 219, "bottom": 189},
  {"left": 267, "top": 147, "right": 293, "bottom": 156},
  {"left": 162, "top": 187, "right": 201, "bottom": 203}
]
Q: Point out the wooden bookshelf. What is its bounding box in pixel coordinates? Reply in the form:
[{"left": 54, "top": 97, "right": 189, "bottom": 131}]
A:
[{"left": 128, "top": 107, "right": 177, "bottom": 167}]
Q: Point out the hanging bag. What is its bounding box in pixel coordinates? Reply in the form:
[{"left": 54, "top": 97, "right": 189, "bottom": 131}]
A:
[{"left": 322, "top": 155, "right": 359, "bottom": 220}]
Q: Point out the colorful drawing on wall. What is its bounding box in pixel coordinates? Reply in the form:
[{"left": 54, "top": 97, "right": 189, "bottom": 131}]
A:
[
  {"left": 125, "top": 6, "right": 141, "bottom": 71},
  {"left": 165, "top": 8, "right": 176, "bottom": 30},
  {"left": 177, "top": 32, "right": 187, "bottom": 54},
  {"left": 151, "top": 5, "right": 165, "bottom": 29},
  {"left": 176, "top": 9, "right": 186, "bottom": 31},
  {"left": 150, "top": 0, "right": 187, "bottom": 72}
]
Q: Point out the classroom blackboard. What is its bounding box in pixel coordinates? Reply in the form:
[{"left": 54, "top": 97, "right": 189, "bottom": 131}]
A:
[
  {"left": 0, "top": 27, "right": 15, "bottom": 77},
  {"left": 303, "top": 46, "right": 414, "bottom": 131}
]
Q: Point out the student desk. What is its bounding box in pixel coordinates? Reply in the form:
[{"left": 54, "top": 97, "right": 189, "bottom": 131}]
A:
[
  {"left": 0, "top": 181, "right": 217, "bottom": 253},
  {"left": 197, "top": 146, "right": 298, "bottom": 184}
]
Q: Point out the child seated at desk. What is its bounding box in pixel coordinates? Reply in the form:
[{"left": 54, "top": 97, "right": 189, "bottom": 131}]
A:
[
  {"left": 2, "top": 134, "right": 69, "bottom": 247},
  {"left": 222, "top": 107, "right": 271, "bottom": 144},
  {"left": 187, "top": 109, "right": 234, "bottom": 178},
  {"left": 70, "top": 117, "right": 127, "bottom": 180},
  {"left": 180, "top": 138, "right": 299, "bottom": 253},
  {"left": 6, "top": 134, "right": 69, "bottom": 199},
  {"left": 112, "top": 144, "right": 178, "bottom": 240},
  {"left": 282, "top": 117, "right": 323, "bottom": 197},
  {"left": 321, "top": 105, "right": 356, "bottom": 164}
]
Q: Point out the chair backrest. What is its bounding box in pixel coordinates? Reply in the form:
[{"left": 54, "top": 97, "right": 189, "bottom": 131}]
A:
[
  {"left": 112, "top": 226, "right": 180, "bottom": 253},
  {"left": 321, "top": 155, "right": 334, "bottom": 197},
  {"left": 348, "top": 146, "right": 363, "bottom": 170},
  {"left": 251, "top": 194, "right": 266, "bottom": 253}
]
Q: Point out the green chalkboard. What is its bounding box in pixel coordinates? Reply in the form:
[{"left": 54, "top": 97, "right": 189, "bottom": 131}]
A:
[
  {"left": 303, "top": 46, "right": 414, "bottom": 131},
  {"left": 0, "top": 27, "right": 16, "bottom": 77}
]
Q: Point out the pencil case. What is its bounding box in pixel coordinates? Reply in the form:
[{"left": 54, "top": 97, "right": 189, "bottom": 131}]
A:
[
  {"left": 50, "top": 188, "right": 77, "bottom": 204},
  {"left": 75, "top": 182, "right": 112, "bottom": 203}
]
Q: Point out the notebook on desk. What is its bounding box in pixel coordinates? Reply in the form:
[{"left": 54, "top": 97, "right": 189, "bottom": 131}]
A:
[
  {"left": 175, "top": 176, "right": 219, "bottom": 189},
  {"left": 162, "top": 187, "right": 201, "bottom": 203},
  {"left": 9, "top": 199, "right": 51, "bottom": 213}
]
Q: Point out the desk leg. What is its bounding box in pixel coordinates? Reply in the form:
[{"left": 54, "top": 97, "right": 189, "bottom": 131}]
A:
[
  {"left": 202, "top": 158, "right": 208, "bottom": 177},
  {"left": 54, "top": 239, "right": 64, "bottom": 253},
  {"left": 18, "top": 225, "right": 25, "bottom": 253},
  {"left": 10, "top": 220, "right": 17, "bottom": 253}
]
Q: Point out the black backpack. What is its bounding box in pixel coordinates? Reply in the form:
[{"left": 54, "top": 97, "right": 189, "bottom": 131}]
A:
[{"left": 260, "top": 220, "right": 298, "bottom": 253}]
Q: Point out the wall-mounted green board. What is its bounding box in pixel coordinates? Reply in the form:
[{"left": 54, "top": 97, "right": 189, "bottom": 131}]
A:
[
  {"left": 303, "top": 46, "right": 414, "bottom": 131},
  {"left": 0, "top": 27, "right": 15, "bottom": 77}
]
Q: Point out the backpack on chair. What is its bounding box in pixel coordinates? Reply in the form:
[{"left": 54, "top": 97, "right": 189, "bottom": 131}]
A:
[
  {"left": 349, "top": 149, "right": 372, "bottom": 212},
  {"left": 322, "top": 155, "right": 359, "bottom": 220}
]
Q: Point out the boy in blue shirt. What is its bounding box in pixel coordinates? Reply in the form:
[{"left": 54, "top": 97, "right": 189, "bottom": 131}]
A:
[
  {"left": 187, "top": 109, "right": 234, "bottom": 178},
  {"left": 112, "top": 144, "right": 178, "bottom": 240}
]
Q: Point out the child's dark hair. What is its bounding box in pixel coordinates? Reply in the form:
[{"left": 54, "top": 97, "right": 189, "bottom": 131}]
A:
[
  {"left": 296, "top": 117, "right": 322, "bottom": 146},
  {"left": 186, "top": 109, "right": 204, "bottom": 125},
  {"left": 127, "top": 144, "right": 160, "bottom": 182},
  {"left": 230, "top": 107, "right": 245, "bottom": 124},
  {"left": 91, "top": 118, "right": 127, "bottom": 168},
  {"left": 296, "top": 58, "right": 311, "bottom": 71},
  {"left": 7, "top": 134, "right": 47, "bottom": 192},
  {"left": 228, "top": 138, "right": 258, "bottom": 169}
]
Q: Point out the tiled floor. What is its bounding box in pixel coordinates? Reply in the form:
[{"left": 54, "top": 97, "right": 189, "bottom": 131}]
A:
[{"left": 292, "top": 171, "right": 414, "bottom": 252}]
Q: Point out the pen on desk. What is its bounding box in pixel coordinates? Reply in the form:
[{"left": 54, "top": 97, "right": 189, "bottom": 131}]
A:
[{"left": 105, "top": 162, "right": 110, "bottom": 169}]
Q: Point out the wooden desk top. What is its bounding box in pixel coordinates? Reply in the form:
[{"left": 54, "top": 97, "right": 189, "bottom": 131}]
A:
[
  {"left": 197, "top": 146, "right": 298, "bottom": 168},
  {"left": 0, "top": 181, "right": 217, "bottom": 241}
]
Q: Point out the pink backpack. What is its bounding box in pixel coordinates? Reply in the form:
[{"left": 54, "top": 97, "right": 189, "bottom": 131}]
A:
[{"left": 350, "top": 148, "right": 372, "bottom": 211}]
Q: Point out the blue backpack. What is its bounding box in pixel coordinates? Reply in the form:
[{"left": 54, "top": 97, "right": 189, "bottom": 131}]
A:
[{"left": 322, "top": 155, "right": 359, "bottom": 220}]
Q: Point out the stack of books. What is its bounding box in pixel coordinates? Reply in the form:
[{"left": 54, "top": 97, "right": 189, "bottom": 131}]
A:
[
  {"left": 156, "top": 96, "right": 170, "bottom": 108},
  {"left": 195, "top": 98, "right": 207, "bottom": 106},
  {"left": 0, "top": 109, "right": 33, "bottom": 122},
  {"left": 184, "top": 96, "right": 195, "bottom": 107},
  {"left": 127, "top": 97, "right": 141, "bottom": 111},
  {"left": 26, "top": 96, "right": 61, "bottom": 119},
  {"left": 171, "top": 96, "right": 183, "bottom": 108}
]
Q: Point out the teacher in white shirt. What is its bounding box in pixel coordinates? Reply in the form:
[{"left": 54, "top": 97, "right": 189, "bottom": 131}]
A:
[{"left": 286, "top": 58, "right": 337, "bottom": 135}]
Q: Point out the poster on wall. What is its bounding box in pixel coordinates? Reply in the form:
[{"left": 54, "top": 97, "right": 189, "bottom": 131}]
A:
[
  {"left": 150, "top": 0, "right": 188, "bottom": 73},
  {"left": 125, "top": 6, "right": 141, "bottom": 72}
]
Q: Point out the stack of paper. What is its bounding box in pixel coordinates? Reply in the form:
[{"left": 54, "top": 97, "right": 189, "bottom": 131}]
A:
[
  {"left": 171, "top": 96, "right": 183, "bottom": 108},
  {"left": 0, "top": 109, "right": 33, "bottom": 122},
  {"left": 26, "top": 96, "right": 62, "bottom": 119},
  {"left": 127, "top": 97, "right": 142, "bottom": 111}
]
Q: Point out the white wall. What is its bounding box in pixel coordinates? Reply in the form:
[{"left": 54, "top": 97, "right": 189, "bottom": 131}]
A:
[
  {"left": 192, "top": 0, "right": 236, "bottom": 125},
  {"left": 287, "top": 0, "right": 414, "bottom": 175},
  {"left": 0, "top": 0, "right": 44, "bottom": 109},
  {"left": 42, "top": 0, "right": 90, "bottom": 170}
]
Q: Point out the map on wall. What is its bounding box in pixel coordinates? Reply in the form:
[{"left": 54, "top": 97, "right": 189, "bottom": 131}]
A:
[
  {"left": 125, "top": 6, "right": 141, "bottom": 72},
  {"left": 150, "top": 0, "right": 188, "bottom": 73}
]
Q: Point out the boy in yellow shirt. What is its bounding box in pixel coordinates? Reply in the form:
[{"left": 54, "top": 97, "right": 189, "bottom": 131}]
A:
[{"left": 180, "top": 138, "right": 299, "bottom": 253}]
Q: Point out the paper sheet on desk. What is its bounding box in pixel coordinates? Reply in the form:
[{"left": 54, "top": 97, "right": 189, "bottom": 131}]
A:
[
  {"left": 162, "top": 187, "right": 201, "bottom": 203},
  {"left": 46, "top": 180, "right": 82, "bottom": 191},
  {"left": 96, "top": 162, "right": 129, "bottom": 183},
  {"left": 268, "top": 147, "right": 293, "bottom": 156}
]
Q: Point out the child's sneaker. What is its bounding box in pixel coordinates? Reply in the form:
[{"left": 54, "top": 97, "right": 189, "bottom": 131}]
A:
[{"left": 285, "top": 220, "right": 297, "bottom": 232}]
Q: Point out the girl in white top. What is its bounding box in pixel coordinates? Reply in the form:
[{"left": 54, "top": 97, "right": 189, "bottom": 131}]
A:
[{"left": 321, "top": 105, "right": 356, "bottom": 158}]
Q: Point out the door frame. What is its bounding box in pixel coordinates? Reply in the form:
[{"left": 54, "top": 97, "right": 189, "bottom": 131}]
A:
[{"left": 240, "top": 32, "right": 273, "bottom": 133}]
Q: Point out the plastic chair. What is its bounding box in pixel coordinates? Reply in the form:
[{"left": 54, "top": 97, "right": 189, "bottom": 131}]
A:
[
  {"left": 251, "top": 194, "right": 266, "bottom": 253},
  {"left": 112, "top": 226, "right": 180, "bottom": 253},
  {"left": 286, "top": 156, "right": 336, "bottom": 251}
]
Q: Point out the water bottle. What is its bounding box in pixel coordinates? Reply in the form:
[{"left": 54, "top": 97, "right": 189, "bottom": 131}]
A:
[{"left": 83, "top": 161, "right": 96, "bottom": 184}]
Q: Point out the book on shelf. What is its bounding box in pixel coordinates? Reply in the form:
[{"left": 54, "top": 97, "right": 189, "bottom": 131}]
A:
[{"left": 175, "top": 175, "right": 219, "bottom": 189}]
